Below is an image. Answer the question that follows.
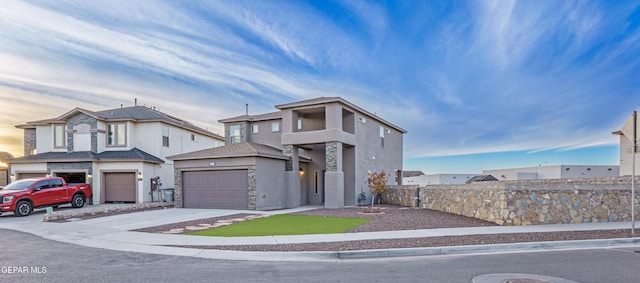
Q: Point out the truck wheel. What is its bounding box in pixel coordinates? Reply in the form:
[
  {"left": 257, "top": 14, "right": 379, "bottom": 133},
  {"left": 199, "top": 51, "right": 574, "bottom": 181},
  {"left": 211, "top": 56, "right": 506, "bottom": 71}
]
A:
[
  {"left": 71, "top": 194, "right": 85, "bottom": 208},
  {"left": 15, "top": 201, "right": 32, "bottom": 217}
]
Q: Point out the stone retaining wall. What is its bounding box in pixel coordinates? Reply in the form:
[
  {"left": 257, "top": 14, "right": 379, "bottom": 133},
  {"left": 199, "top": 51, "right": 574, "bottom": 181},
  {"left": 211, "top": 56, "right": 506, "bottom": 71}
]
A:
[
  {"left": 381, "top": 177, "right": 640, "bottom": 225},
  {"left": 42, "top": 201, "right": 174, "bottom": 222}
]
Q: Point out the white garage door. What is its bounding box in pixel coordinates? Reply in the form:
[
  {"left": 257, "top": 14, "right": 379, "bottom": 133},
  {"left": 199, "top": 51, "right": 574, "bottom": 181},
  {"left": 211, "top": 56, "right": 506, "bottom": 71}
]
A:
[{"left": 182, "top": 170, "right": 248, "bottom": 209}]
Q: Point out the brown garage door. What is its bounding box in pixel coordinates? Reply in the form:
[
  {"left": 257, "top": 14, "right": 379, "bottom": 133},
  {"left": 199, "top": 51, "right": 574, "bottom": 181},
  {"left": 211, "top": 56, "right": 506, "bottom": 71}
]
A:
[
  {"left": 18, "top": 172, "right": 46, "bottom": 179},
  {"left": 182, "top": 170, "right": 248, "bottom": 209},
  {"left": 104, "top": 172, "right": 136, "bottom": 203}
]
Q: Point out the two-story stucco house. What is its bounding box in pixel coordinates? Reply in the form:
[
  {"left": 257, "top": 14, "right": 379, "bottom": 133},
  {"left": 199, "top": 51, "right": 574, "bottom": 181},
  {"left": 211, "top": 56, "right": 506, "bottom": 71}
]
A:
[
  {"left": 10, "top": 105, "right": 224, "bottom": 204},
  {"left": 169, "top": 97, "right": 406, "bottom": 210}
]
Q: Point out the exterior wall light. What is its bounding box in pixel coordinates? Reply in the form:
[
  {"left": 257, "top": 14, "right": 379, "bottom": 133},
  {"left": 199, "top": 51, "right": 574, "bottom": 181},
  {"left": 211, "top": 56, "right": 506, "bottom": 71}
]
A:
[{"left": 137, "top": 172, "right": 143, "bottom": 181}]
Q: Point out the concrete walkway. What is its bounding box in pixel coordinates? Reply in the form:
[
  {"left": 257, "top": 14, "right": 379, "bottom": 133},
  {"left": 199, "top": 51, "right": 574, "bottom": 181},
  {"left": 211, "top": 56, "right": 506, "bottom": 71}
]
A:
[{"left": 1, "top": 204, "right": 640, "bottom": 262}]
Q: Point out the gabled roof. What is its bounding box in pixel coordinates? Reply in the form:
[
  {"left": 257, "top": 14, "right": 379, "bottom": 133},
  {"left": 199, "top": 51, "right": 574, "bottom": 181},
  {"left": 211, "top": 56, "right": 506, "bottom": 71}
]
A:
[
  {"left": 16, "top": 106, "right": 223, "bottom": 141},
  {"left": 218, "top": 111, "right": 281, "bottom": 123},
  {"left": 465, "top": 175, "right": 498, "bottom": 184},
  {"left": 275, "top": 96, "right": 406, "bottom": 133},
  {"left": 9, "top": 148, "right": 164, "bottom": 164},
  {"left": 403, "top": 171, "right": 425, "bottom": 177}
]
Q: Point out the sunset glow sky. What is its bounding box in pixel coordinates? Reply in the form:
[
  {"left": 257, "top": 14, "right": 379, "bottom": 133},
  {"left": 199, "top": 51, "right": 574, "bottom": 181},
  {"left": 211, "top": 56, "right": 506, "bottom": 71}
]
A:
[{"left": 1, "top": 0, "right": 639, "bottom": 173}]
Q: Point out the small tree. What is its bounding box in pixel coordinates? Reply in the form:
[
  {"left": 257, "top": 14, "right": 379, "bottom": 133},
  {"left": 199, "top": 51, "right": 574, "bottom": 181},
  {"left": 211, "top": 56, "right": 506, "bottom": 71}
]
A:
[{"left": 367, "top": 170, "right": 387, "bottom": 213}]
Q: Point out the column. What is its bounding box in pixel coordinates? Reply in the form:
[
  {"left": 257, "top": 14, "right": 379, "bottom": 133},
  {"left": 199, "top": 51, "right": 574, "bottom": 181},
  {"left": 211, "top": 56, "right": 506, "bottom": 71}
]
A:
[
  {"left": 325, "top": 141, "right": 344, "bottom": 208},
  {"left": 284, "top": 145, "right": 301, "bottom": 208}
]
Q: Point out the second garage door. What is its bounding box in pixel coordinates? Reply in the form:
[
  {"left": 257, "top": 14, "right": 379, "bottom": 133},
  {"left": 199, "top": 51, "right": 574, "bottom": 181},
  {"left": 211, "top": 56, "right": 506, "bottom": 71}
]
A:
[
  {"left": 182, "top": 170, "right": 248, "bottom": 209},
  {"left": 104, "top": 172, "right": 136, "bottom": 203}
]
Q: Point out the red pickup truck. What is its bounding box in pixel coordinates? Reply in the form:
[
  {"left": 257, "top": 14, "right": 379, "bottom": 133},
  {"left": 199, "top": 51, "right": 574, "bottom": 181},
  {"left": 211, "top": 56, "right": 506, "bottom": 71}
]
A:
[{"left": 0, "top": 177, "right": 92, "bottom": 217}]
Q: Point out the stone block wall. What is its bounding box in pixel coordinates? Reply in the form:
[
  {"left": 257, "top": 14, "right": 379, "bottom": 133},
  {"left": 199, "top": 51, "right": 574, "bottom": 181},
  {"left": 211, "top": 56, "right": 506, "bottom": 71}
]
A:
[
  {"left": 382, "top": 177, "right": 640, "bottom": 225},
  {"left": 380, "top": 185, "right": 419, "bottom": 207}
]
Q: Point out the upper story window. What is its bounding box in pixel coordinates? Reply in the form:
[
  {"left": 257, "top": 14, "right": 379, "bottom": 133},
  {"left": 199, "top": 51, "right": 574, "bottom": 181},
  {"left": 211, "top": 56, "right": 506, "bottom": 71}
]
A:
[
  {"left": 379, "top": 126, "right": 385, "bottom": 148},
  {"left": 162, "top": 126, "right": 170, "bottom": 147},
  {"left": 251, "top": 124, "right": 259, "bottom": 134},
  {"left": 53, "top": 124, "right": 66, "bottom": 148},
  {"left": 107, "top": 122, "right": 126, "bottom": 147},
  {"left": 229, "top": 125, "right": 241, "bottom": 144},
  {"left": 271, "top": 121, "right": 280, "bottom": 132},
  {"left": 297, "top": 119, "right": 302, "bottom": 130}
]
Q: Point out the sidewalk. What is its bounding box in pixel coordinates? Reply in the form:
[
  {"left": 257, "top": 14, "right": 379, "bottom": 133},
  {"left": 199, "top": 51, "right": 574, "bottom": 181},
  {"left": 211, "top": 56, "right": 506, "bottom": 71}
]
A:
[{"left": 1, "top": 205, "right": 640, "bottom": 262}]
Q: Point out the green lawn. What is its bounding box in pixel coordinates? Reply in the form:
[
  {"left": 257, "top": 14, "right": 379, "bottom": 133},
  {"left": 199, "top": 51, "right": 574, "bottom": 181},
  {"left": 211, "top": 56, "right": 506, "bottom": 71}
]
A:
[{"left": 188, "top": 214, "right": 371, "bottom": 237}]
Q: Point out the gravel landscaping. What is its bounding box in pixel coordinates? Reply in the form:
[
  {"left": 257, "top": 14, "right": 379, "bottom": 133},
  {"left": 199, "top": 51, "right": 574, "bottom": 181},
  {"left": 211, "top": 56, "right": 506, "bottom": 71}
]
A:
[{"left": 132, "top": 205, "right": 639, "bottom": 251}]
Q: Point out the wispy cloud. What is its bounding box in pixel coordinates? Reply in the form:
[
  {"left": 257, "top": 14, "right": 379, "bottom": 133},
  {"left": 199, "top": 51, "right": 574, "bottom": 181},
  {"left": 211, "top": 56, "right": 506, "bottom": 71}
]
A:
[{"left": 0, "top": 0, "right": 638, "bottom": 172}]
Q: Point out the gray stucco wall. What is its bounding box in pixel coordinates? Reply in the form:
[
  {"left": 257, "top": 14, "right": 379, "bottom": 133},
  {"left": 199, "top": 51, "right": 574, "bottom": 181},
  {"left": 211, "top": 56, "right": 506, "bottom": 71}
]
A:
[
  {"left": 353, "top": 111, "right": 403, "bottom": 204},
  {"left": 255, "top": 158, "right": 286, "bottom": 210},
  {"left": 247, "top": 119, "right": 283, "bottom": 146}
]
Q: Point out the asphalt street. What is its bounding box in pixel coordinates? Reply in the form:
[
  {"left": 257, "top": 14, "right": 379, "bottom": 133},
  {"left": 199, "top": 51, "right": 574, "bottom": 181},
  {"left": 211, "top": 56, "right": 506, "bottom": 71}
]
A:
[{"left": 2, "top": 228, "right": 640, "bottom": 283}]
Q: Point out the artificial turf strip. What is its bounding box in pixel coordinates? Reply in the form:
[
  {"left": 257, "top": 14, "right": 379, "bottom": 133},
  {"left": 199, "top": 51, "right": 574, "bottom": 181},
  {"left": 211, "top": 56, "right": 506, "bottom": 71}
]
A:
[{"left": 187, "top": 214, "right": 372, "bottom": 237}]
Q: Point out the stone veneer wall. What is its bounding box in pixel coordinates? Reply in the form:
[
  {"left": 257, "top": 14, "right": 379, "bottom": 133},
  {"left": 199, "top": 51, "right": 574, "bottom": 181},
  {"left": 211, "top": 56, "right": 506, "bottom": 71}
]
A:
[
  {"left": 173, "top": 168, "right": 183, "bottom": 208},
  {"left": 24, "top": 129, "right": 36, "bottom": 156},
  {"left": 66, "top": 113, "right": 98, "bottom": 152},
  {"left": 325, "top": 142, "right": 338, "bottom": 171},
  {"left": 248, "top": 165, "right": 256, "bottom": 210},
  {"left": 379, "top": 185, "right": 420, "bottom": 207},
  {"left": 381, "top": 177, "right": 640, "bottom": 225}
]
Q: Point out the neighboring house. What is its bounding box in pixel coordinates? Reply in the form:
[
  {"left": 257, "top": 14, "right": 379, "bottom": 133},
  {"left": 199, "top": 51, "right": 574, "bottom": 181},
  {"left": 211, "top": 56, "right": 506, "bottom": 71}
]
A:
[
  {"left": 426, "top": 173, "right": 478, "bottom": 185},
  {"left": 465, "top": 175, "right": 498, "bottom": 183},
  {"left": 402, "top": 172, "right": 479, "bottom": 186},
  {"left": 402, "top": 171, "right": 426, "bottom": 186},
  {"left": 10, "top": 105, "right": 224, "bottom": 204},
  {"left": 0, "top": 152, "right": 12, "bottom": 186},
  {"left": 169, "top": 97, "right": 406, "bottom": 210},
  {"left": 614, "top": 115, "right": 640, "bottom": 176},
  {"left": 483, "top": 165, "right": 619, "bottom": 180}
]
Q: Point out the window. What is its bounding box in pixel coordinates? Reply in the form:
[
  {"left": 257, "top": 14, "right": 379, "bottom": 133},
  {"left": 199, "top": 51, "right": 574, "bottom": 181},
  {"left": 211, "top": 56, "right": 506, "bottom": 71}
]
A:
[
  {"left": 54, "top": 124, "right": 66, "bottom": 148},
  {"left": 162, "top": 126, "right": 170, "bottom": 147},
  {"left": 107, "top": 123, "right": 126, "bottom": 146},
  {"left": 271, "top": 122, "right": 280, "bottom": 132},
  {"left": 251, "top": 124, "right": 259, "bottom": 134},
  {"left": 379, "top": 126, "right": 385, "bottom": 148},
  {"left": 297, "top": 119, "right": 302, "bottom": 130},
  {"left": 229, "top": 125, "right": 241, "bottom": 144},
  {"left": 314, "top": 170, "right": 319, "bottom": 195}
]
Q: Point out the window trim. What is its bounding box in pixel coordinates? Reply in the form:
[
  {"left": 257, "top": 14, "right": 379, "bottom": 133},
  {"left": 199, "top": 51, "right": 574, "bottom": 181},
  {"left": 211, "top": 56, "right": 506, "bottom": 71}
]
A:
[
  {"left": 162, "top": 125, "right": 170, "bottom": 147},
  {"left": 106, "top": 122, "right": 127, "bottom": 147},
  {"left": 314, "top": 170, "right": 319, "bottom": 195},
  {"left": 229, "top": 125, "right": 241, "bottom": 144},
  {"left": 53, "top": 124, "right": 66, "bottom": 149}
]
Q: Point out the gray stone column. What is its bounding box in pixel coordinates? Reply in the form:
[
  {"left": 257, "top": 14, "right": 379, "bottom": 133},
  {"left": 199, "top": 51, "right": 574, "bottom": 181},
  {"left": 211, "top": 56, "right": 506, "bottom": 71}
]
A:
[
  {"left": 325, "top": 141, "right": 344, "bottom": 208},
  {"left": 284, "top": 145, "right": 301, "bottom": 208}
]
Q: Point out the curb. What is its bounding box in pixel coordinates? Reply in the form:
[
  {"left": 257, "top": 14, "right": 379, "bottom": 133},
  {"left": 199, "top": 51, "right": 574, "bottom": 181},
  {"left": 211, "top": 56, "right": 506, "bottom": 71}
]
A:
[{"left": 332, "top": 237, "right": 640, "bottom": 260}]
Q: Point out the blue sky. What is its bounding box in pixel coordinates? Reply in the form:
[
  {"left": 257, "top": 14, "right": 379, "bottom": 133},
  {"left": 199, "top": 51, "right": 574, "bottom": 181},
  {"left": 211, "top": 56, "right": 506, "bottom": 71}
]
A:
[{"left": 0, "top": 0, "right": 639, "bottom": 173}]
